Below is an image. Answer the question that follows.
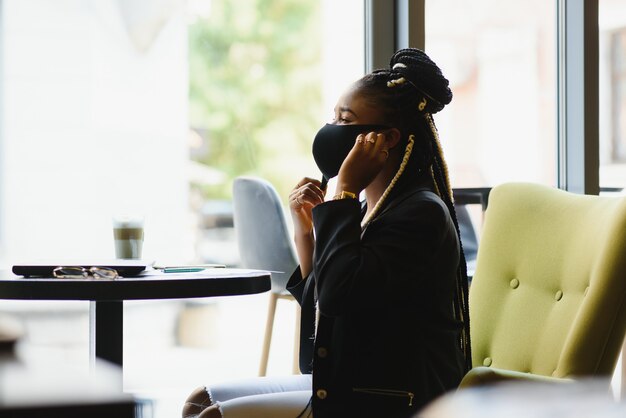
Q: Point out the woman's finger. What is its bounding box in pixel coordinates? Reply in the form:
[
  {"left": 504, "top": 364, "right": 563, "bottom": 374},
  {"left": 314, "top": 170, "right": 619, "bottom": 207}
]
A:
[
  {"left": 296, "top": 177, "right": 322, "bottom": 189},
  {"left": 301, "top": 182, "right": 325, "bottom": 202},
  {"left": 289, "top": 190, "right": 304, "bottom": 209},
  {"left": 371, "top": 132, "right": 386, "bottom": 156},
  {"left": 300, "top": 187, "right": 324, "bottom": 205},
  {"left": 290, "top": 179, "right": 325, "bottom": 210},
  {"left": 363, "top": 131, "right": 377, "bottom": 146}
]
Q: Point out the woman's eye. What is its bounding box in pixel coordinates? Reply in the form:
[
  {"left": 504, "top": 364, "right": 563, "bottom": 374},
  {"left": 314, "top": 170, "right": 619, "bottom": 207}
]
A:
[{"left": 329, "top": 114, "right": 352, "bottom": 124}]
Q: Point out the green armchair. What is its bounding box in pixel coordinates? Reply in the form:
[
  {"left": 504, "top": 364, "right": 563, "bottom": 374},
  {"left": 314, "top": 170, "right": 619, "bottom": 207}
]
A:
[{"left": 460, "top": 182, "right": 626, "bottom": 387}]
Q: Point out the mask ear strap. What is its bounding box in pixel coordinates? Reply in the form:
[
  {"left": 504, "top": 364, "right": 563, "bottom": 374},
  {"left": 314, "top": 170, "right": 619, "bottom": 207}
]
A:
[{"left": 320, "top": 176, "right": 328, "bottom": 191}]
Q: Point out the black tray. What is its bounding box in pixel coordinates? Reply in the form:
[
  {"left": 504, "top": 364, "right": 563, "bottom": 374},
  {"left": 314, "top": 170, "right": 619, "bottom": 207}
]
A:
[{"left": 12, "top": 260, "right": 153, "bottom": 278}]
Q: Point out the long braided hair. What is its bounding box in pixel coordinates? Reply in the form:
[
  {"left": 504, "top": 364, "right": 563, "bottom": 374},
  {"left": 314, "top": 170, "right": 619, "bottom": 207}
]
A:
[{"left": 355, "top": 48, "right": 472, "bottom": 374}]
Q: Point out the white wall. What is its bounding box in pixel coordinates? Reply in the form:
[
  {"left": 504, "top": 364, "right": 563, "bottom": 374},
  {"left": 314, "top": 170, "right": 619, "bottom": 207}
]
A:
[{"left": 0, "top": 0, "right": 191, "bottom": 264}]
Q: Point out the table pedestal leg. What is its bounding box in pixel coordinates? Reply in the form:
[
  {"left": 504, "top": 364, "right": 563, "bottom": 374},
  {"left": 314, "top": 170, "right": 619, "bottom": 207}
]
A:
[{"left": 89, "top": 301, "right": 123, "bottom": 367}]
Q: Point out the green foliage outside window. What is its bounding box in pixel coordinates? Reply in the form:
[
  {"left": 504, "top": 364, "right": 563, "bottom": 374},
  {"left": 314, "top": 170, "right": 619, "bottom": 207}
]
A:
[{"left": 189, "top": 0, "right": 323, "bottom": 201}]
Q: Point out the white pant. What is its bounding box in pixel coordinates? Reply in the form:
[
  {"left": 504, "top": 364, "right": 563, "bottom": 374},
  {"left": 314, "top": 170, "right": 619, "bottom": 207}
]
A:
[{"left": 206, "top": 374, "right": 312, "bottom": 418}]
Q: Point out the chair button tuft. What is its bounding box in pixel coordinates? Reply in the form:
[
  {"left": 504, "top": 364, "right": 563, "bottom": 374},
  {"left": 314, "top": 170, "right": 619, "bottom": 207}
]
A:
[
  {"left": 483, "top": 357, "right": 492, "bottom": 367},
  {"left": 555, "top": 290, "right": 563, "bottom": 301},
  {"left": 509, "top": 279, "right": 519, "bottom": 289},
  {"left": 316, "top": 389, "right": 328, "bottom": 399},
  {"left": 584, "top": 286, "right": 589, "bottom": 296},
  {"left": 317, "top": 347, "right": 328, "bottom": 358}
]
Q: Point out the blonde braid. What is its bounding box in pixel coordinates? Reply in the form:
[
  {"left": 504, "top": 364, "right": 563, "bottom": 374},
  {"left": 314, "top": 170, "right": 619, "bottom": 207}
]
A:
[
  {"left": 426, "top": 113, "right": 453, "bottom": 202},
  {"left": 361, "top": 135, "right": 415, "bottom": 229}
]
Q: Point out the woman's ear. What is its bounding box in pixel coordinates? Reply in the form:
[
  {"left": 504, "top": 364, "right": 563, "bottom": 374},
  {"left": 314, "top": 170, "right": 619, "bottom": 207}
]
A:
[{"left": 385, "top": 128, "right": 402, "bottom": 149}]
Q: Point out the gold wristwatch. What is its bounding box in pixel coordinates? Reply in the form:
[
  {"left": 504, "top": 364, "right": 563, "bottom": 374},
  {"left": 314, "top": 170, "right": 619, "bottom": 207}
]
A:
[{"left": 333, "top": 191, "right": 357, "bottom": 200}]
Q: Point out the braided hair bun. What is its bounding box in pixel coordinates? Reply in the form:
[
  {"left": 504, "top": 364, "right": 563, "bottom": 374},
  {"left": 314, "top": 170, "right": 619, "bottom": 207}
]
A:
[{"left": 389, "top": 48, "right": 452, "bottom": 114}]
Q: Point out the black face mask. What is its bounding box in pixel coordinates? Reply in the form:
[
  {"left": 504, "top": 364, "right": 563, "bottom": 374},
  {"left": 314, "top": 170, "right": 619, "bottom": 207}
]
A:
[{"left": 312, "top": 123, "right": 390, "bottom": 182}]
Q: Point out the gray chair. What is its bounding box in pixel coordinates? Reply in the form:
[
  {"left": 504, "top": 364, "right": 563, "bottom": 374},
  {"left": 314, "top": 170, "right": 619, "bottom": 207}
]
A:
[{"left": 232, "top": 176, "right": 300, "bottom": 376}]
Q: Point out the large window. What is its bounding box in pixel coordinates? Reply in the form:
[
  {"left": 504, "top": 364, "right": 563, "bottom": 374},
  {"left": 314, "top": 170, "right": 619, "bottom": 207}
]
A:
[{"left": 425, "top": 0, "right": 557, "bottom": 188}]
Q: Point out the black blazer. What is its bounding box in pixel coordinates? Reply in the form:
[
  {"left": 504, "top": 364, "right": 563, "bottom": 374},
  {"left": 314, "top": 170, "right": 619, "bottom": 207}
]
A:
[{"left": 287, "top": 183, "right": 465, "bottom": 418}]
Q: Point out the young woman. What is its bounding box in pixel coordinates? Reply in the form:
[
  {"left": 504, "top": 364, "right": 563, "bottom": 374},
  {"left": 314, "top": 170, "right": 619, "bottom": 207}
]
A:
[{"left": 182, "top": 47, "right": 471, "bottom": 418}]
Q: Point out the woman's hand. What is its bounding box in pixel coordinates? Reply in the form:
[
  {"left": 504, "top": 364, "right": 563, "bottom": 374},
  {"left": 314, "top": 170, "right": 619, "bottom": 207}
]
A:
[
  {"left": 289, "top": 178, "right": 326, "bottom": 277},
  {"left": 336, "top": 131, "right": 390, "bottom": 194},
  {"left": 289, "top": 177, "right": 326, "bottom": 235}
]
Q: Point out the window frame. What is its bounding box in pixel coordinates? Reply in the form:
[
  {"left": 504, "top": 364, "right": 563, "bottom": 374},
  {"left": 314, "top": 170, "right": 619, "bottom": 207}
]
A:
[{"left": 557, "top": 0, "right": 600, "bottom": 195}]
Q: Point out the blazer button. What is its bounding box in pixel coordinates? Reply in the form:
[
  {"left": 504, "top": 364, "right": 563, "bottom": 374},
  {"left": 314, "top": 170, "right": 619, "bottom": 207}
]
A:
[
  {"left": 317, "top": 347, "right": 328, "bottom": 358},
  {"left": 316, "top": 389, "right": 328, "bottom": 399}
]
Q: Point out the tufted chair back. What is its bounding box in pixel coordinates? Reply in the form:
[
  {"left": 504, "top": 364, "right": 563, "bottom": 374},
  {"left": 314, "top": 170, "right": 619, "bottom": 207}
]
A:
[{"left": 460, "top": 182, "right": 626, "bottom": 386}]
